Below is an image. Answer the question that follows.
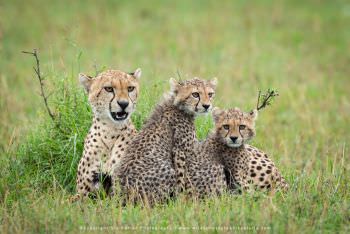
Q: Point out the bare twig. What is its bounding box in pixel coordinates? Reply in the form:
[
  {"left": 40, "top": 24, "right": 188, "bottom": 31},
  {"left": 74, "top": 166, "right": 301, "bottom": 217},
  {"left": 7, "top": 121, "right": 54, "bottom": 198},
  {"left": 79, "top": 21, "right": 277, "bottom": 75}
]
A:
[
  {"left": 256, "top": 90, "right": 261, "bottom": 110},
  {"left": 22, "top": 49, "right": 55, "bottom": 120},
  {"left": 256, "top": 88, "right": 279, "bottom": 111}
]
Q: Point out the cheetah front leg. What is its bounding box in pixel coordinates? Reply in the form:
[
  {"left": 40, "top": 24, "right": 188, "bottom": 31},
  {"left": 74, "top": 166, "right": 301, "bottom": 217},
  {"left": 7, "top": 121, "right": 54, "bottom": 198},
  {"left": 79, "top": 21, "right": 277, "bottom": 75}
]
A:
[{"left": 71, "top": 158, "right": 102, "bottom": 202}]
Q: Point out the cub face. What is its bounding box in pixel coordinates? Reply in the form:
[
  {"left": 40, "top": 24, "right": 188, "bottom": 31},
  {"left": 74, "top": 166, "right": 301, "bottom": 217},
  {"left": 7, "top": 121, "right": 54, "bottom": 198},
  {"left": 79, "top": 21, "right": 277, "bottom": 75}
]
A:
[
  {"left": 212, "top": 107, "right": 258, "bottom": 147},
  {"left": 169, "top": 77, "right": 217, "bottom": 115},
  {"left": 79, "top": 68, "right": 141, "bottom": 124}
]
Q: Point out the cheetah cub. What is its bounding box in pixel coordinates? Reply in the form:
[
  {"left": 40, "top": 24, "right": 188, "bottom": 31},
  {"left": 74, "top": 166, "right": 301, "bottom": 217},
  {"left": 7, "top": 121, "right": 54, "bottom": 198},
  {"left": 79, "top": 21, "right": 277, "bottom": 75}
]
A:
[
  {"left": 114, "top": 77, "right": 217, "bottom": 205},
  {"left": 74, "top": 68, "right": 141, "bottom": 200},
  {"left": 203, "top": 107, "right": 288, "bottom": 192}
]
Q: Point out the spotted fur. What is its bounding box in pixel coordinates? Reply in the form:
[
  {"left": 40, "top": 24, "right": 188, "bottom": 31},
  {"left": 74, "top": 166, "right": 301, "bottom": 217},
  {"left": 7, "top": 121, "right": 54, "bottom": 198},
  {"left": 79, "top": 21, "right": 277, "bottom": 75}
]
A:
[
  {"left": 114, "top": 77, "right": 217, "bottom": 205},
  {"left": 184, "top": 143, "right": 227, "bottom": 198},
  {"left": 203, "top": 107, "right": 288, "bottom": 192},
  {"left": 72, "top": 68, "right": 141, "bottom": 201}
]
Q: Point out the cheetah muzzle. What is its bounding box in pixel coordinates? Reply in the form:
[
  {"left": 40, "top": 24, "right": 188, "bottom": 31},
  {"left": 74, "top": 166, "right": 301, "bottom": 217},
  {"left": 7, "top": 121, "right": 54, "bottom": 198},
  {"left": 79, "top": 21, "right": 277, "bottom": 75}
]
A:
[{"left": 111, "top": 111, "right": 129, "bottom": 121}]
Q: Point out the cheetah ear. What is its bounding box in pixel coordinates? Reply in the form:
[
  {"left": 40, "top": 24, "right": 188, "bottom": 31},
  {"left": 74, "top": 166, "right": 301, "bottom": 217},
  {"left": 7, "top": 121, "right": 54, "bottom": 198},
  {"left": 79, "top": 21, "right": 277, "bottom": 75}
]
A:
[
  {"left": 209, "top": 77, "right": 218, "bottom": 88},
  {"left": 212, "top": 107, "right": 224, "bottom": 122},
  {"left": 249, "top": 109, "right": 258, "bottom": 121},
  {"left": 130, "top": 68, "right": 142, "bottom": 79},
  {"left": 169, "top": 77, "right": 179, "bottom": 93},
  {"left": 79, "top": 73, "right": 93, "bottom": 93}
]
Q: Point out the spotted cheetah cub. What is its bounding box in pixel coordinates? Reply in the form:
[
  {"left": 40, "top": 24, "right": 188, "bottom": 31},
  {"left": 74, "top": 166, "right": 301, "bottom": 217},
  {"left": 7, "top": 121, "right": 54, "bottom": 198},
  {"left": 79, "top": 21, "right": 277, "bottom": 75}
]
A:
[
  {"left": 204, "top": 107, "right": 288, "bottom": 192},
  {"left": 114, "top": 77, "right": 217, "bottom": 205},
  {"left": 74, "top": 68, "right": 141, "bottom": 200}
]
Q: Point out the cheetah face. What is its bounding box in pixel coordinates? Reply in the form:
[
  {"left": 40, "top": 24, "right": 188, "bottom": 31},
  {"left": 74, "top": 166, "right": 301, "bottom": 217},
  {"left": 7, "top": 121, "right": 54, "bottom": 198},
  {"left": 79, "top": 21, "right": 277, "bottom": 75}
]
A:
[
  {"left": 169, "top": 77, "right": 217, "bottom": 115},
  {"left": 212, "top": 107, "right": 258, "bottom": 147},
  {"left": 79, "top": 68, "right": 141, "bottom": 124}
]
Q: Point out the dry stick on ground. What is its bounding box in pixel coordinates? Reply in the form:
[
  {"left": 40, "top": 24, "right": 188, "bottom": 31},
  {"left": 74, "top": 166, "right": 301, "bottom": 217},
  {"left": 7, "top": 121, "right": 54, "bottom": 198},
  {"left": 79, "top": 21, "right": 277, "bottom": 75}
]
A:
[
  {"left": 256, "top": 89, "right": 279, "bottom": 111},
  {"left": 22, "top": 49, "right": 55, "bottom": 121}
]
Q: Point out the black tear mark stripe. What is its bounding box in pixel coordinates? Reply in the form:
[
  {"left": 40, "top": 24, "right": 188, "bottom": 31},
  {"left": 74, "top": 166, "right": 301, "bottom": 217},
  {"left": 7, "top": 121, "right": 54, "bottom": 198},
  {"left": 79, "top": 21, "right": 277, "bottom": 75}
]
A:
[
  {"left": 195, "top": 94, "right": 200, "bottom": 112},
  {"left": 239, "top": 129, "right": 244, "bottom": 138},
  {"left": 128, "top": 92, "right": 136, "bottom": 105},
  {"left": 224, "top": 129, "right": 230, "bottom": 138},
  {"left": 190, "top": 89, "right": 200, "bottom": 112},
  {"left": 109, "top": 89, "right": 116, "bottom": 113},
  {"left": 96, "top": 88, "right": 103, "bottom": 98}
]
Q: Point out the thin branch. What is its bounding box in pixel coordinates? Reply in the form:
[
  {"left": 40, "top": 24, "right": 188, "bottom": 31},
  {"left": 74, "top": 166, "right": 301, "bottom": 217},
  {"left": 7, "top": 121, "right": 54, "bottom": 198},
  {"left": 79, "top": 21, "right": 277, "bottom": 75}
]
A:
[
  {"left": 22, "top": 49, "right": 55, "bottom": 120},
  {"left": 256, "top": 88, "right": 279, "bottom": 111},
  {"left": 256, "top": 90, "right": 261, "bottom": 110}
]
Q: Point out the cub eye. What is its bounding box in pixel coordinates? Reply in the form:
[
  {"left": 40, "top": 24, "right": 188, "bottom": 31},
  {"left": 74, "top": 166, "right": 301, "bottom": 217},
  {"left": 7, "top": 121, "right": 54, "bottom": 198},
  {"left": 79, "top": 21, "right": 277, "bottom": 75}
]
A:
[
  {"left": 239, "top": 125, "right": 246, "bottom": 130},
  {"left": 104, "top": 87, "right": 113, "bottom": 92},
  {"left": 208, "top": 92, "right": 214, "bottom": 98},
  {"left": 128, "top": 86, "right": 135, "bottom": 92},
  {"left": 192, "top": 92, "right": 199, "bottom": 98},
  {"left": 223, "top": 124, "right": 230, "bottom": 130}
]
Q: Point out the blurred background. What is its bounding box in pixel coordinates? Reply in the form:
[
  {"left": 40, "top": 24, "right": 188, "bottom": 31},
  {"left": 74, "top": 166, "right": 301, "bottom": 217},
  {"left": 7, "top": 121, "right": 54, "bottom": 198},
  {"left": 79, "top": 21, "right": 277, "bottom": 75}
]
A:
[
  {"left": 0, "top": 0, "right": 349, "bottom": 166},
  {"left": 1, "top": 1, "right": 349, "bottom": 232}
]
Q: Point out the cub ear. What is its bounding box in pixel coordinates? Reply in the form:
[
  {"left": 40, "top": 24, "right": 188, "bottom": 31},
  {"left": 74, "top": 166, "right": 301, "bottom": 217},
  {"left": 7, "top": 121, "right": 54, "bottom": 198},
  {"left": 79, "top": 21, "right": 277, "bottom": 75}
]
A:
[
  {"left": 212, "top": 107, "right": 224, "bottom": 122},
  {"left": 249, "top": 109, "right": 258, "bottom": 121},
  {"left": 209, "top": 77, "right": 218, "bottom": 87},
  {"left": 130, "top": 68, "right": 142, "bottom": 79},
  {"left": 169, "top": 77, "right": 179, "bottom": 93},
  {"left": 79, "top": 73, "right": 93, "bottom": 93}
]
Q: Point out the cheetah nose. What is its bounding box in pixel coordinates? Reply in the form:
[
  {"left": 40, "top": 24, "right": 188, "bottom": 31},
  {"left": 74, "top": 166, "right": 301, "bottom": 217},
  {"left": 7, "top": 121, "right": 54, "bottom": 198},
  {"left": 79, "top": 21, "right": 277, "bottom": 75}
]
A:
[
  {"left": 117, "top": 101, "right": 129, "bottom": 110},
  {"left": 202, "top": 104, "right": 210, "bottom": 110},
  {"left": 230, "top": 136, "right": 238, "bottom": 143}
]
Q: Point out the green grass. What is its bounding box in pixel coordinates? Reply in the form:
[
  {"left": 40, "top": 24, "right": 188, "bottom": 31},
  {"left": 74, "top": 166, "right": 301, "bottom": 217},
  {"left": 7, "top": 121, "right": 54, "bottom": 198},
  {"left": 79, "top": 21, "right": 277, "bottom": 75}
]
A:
[{"left": 1, "top": 0, "right": 349, "bottom": 233}]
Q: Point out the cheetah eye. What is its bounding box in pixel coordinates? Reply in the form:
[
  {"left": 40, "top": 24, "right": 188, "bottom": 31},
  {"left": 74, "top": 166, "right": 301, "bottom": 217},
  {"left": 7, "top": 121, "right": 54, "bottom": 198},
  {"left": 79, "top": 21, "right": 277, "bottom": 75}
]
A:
[
  {"left": 208, "top": 92, "right": 214, "bottom": 98},
  {"left": 192, "top": 92, "right": 199, "bottom": 98},
  {"left": 223, "top": 124, "right": 230, "bottom": 130},
  {"left": 104, "top": 87, "right": 113, "bottom": 92},
  {"left": 239, "top": 125, "right": 246, "bottom": 130},
  {"left": 128, "top": 86, "right": 135, "bottom": 92}
]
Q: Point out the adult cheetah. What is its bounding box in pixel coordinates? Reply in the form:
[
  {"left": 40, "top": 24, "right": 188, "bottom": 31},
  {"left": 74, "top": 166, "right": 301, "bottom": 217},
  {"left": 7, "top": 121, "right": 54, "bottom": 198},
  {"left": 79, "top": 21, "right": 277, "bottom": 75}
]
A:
[
  {"left": 203, "top": 107, "right": 288, "bottom": 192},
  {"left": 74, "top": 68, "right": 141, "bottom": 200},
  {"left": 114, "top": 77, "right": 217, "bottom": 205}
]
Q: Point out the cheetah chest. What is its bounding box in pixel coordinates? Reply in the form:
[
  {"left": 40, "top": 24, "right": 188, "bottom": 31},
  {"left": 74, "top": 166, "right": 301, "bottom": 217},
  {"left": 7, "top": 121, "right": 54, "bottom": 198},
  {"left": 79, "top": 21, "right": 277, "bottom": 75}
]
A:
[{"left": 104, "top": 134, "right": 133, "bottom": 174}]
